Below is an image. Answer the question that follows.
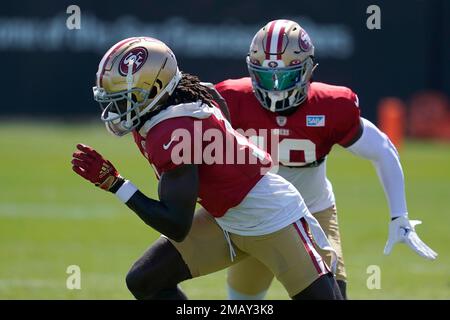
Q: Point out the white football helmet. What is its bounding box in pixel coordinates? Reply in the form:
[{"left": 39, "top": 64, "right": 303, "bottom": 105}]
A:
[{"left": 247, "top": 19, "right": 316, "bottom": 112}]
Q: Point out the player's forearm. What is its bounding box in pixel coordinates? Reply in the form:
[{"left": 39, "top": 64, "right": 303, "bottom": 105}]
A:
[
  {"left": 71, "top": 144, "right": 195, "bottom": 240},
  {"left": 346, "top": 118, "right": 408, "bottom": 218},
  {"left": 371, "top": 149, "right": 408, "bottom": 218},
  {"left": 113, "top": 180, "right": 192, "bottom": 241}
]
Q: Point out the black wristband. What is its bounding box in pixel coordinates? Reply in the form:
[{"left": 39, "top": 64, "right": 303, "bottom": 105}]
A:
[{"left": 109, "top": 177, "right": 126, "bottom": 194}]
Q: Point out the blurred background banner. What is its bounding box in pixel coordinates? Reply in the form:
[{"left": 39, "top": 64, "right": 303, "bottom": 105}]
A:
[{"left": 0, "top": 0, "right": 449, "bottom": 137}]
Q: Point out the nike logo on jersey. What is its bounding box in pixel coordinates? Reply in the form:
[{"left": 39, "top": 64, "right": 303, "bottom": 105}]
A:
[
  {"left": 163, "top": 136, "right": 177, "bottom": 150},
  {"left": 306, "top": 115, "right": 325, "bottom": 127}
]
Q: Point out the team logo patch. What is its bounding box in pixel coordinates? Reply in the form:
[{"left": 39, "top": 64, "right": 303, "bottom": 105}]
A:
[
  {"left": 306, "top": 115, "right": 325, "bottom": 127},
  {"left": 118, "top": 47, "right": 148, "bottom": 76},
  {"left": 268, "top": 61, "right": 278, "bottom": 68},
  {"left": 299, "top": 29, "right": 312, "bottom": 52},
  {"left": 276, "top": 116, "right": 287, "bottom": 127}
]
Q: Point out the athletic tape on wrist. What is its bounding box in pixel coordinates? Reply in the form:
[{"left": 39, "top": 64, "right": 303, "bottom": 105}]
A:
[{"left": 115, "top": 180, "right": 138, "bottom": 203}]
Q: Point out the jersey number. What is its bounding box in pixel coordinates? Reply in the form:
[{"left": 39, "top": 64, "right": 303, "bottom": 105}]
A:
[
  {"left": 212, "top": 109, "right": 267, "bottom": 161},
  {"left": 250, "top": 136, "right": 317, "bottom": 166}
]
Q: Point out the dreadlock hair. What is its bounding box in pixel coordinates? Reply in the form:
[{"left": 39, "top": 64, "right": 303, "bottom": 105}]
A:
[
  {"left": 137, "top": 72, "right": 216, "bottom": 130},
  {"left": 165, "top": 72, "right": 215, "bottom": 107}
]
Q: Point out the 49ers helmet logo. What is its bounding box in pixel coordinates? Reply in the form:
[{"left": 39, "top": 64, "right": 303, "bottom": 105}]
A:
[
  {"left": 118, "top": 47, "right": 148, "bottom": 76},
  {"left": 299, "top": 29, "right": 312, "bottom": 52}
]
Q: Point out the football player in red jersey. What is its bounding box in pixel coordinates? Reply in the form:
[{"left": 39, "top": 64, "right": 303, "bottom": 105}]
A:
[
  {"left": 71, "top": 37, "right": 344, "bottom": 299},
  {"left": 212, "top": 19, "right": 437, "bottom": 299}
]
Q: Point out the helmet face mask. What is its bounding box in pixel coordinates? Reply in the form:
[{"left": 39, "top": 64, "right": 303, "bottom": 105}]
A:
[
  {"left": 247, "top": 20, "right": 316, "bottom": 113},
  {"left": 93, "top": 86, "right": 147, "bottom": 136},
  {"left": 93, "top": 37, "right": 182, "bottom": 136},
  {"left": 248, "top": 60, "right": 305, "bottom": 91},
  {"left": 93, "top": 70, "right": 181, "bottom": 136},
  {"left": 247, "top": 55, "right": 314, "bottom": 112}
]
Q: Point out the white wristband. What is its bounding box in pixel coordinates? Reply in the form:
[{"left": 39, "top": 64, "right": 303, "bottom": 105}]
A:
[{"left": 115, "top": 180, "right": 138, "bottom": 203}]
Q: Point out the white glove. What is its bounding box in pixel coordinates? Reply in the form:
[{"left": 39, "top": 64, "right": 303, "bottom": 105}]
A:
[{"left": 384, "top": 216, "right": 437, "bottom": 260}]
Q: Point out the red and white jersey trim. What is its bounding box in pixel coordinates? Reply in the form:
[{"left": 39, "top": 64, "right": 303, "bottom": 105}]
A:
[{"left": 294, "top": 218, "right": 329, "bottom": 275}]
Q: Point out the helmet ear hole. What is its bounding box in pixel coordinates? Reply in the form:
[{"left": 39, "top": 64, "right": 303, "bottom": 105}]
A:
[
  {"left": 148, "top": 86, "right": 158, "bottom": 99},
  {"left": 155, "top": 79, "right": 163, "bottom": 89},
  {"left": 148, "top": 79, "right": 163, "bottom": 99}
]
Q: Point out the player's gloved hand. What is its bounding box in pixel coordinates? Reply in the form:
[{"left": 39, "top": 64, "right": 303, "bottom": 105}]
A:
[
  {"left": 384, "top": 216, "right": 437, "bottom": 260},
  {"left": 71, "top": 143, "right": 123, "bottom": 192}
]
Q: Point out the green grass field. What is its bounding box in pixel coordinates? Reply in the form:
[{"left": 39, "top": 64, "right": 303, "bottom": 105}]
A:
[{"left": 0, "top": 121, "right": 449, "bottom": 299}]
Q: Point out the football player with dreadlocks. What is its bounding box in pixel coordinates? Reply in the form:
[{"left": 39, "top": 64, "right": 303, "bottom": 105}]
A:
[
  {"left": 71, "top": 37, "right": 344, "bottom": 300},
  {"left": 212, "top": 19, "right": 437, "bottom": 299}
]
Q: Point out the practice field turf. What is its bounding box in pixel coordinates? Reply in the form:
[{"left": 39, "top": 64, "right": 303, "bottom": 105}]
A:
[{"left": 0, "top": 121, "right": 449, "bottom": 299}]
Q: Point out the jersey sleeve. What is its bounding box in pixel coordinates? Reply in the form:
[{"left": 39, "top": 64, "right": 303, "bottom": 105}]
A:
[
  {"left": 145, "top": 117, "right": 199, "bottom": 173},
  {"left": 215, "top": 81, "right": 242, "bottom": 128},
  {"left": 330, "top": 89, "right": 362, "bottom": 147}
]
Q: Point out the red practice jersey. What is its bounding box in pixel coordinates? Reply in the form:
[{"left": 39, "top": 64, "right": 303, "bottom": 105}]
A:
[
  {"left": 132, "top": 104, "right": 272, "bottom": 217},
  {"left": 215, "top": 78, "right": 361, "bottom": 167}
]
